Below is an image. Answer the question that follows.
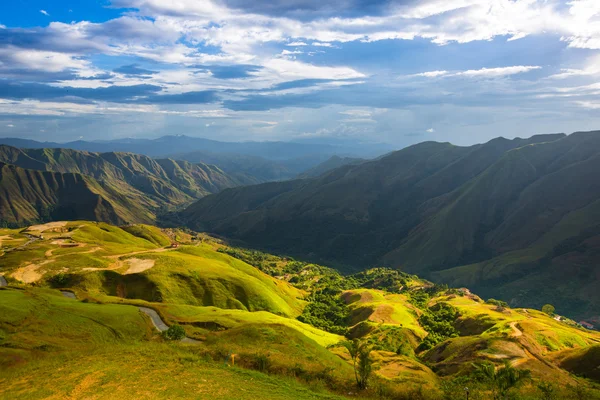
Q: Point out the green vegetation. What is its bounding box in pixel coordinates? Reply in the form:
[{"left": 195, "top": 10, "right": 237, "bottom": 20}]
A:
[
  {"left": 473, "top": 362, "right": 531, "bottom": 400},
  {"left": 0, "top": 145, "right": 242, "bottom": 226},
  {"left": 163, "top": 324, "right": 186, "bottom": 341},
  {"left": 1, "top": 220, "right": 600, "bottom": 399},
  {"left": 181, "top": 132, "right": 600, "bottom": 321},
  {"left": 543, "top": 304, "right": 556, "bottom": 316}
]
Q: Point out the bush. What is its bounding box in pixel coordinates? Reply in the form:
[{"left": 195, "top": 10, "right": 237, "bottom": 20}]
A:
[
  {"left": 542, "top": 304, "right": 555, "bottom": 316},
  {"left": 252, "top": 353, "right": 271, "bottom": 373},
  {"left": 486, "top": 299, "right": 509, "bottom": 308},
  {"left": 162, "top": 324, "right": 186, "bottom": 341},
  {"left": 49, "top": 273, "right": 70, "bottom": 288}
]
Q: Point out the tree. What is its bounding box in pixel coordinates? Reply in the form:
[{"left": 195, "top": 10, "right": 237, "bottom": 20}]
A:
[
  {"left": 473, "top": 361, "right": 531, "bottom": 400},
  {"left": 341, "top": 339, "right": 373, "bottom": 390},
  {"left": 163, "top": 324, "right": 186, "bottom": 341},
  {"left": 542, "top": 304, "right": 555, "bottom": 316}
]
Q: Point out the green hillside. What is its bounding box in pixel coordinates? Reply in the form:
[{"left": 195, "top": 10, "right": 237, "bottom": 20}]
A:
[
  {"left": 298, "top": 156, "right": 365, "bottom": 179},
  {"left": 0, "top": 145, "right": 242, "bottom": 226},
  {"left": 180, "top": 131, "right": 600, "bottom": 321},
  {"left": 1, "top": 221, "right": 599, "bottom": 399}
]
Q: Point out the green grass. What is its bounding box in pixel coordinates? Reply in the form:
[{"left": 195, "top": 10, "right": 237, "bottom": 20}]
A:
[
  {"left": 0, "top": 342, "right": 348, "bottom": 400},
  {"left": 154, "top": 302, "right": 342, "bottom": 347},
  {"left": 343, "top": 289, "right": 426, "bottom": 338},
  {"left": 122, "top": 224, "right": 171, "bottom": 247},
  {"left": 0, "top": 288, "right": 150, "bottom": 367}
]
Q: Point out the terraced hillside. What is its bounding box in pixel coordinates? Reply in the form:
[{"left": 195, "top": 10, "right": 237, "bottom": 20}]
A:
[
  {"left": 1, "top": 221, "right": 599, "bottom": 399},
  {"left": 0, "top": 146, "right": 241, "bottom": 226},
  {"left": 181, "top": 131, "right": 600, "bottom": 321}
]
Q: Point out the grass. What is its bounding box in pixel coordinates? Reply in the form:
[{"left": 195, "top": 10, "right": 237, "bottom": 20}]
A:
[
  {"left": 343, "top": 289, "right": 427, "bottom": 338},
  {"left": 153, "top": 302, "right": 342, "bottom": 347},
  {"left": 0, "top": 341, "right": 348, "bottom": 400},
  {"left": 0, "top": 287, "right": 150, "bottom": 368}
]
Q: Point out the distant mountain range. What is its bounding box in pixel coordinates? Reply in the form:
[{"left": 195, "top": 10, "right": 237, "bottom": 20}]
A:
[
  {"left": 0, "top": 136, "right": 393, "bottom": 183},
  {"left": 180, "top": 131, "right": 600, "bottom": 320},
  {"left": 0, "top": 145, "right": 240, "bottom": 226}
]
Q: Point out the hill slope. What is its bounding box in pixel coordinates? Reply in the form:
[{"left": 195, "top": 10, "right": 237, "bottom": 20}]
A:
[
  {"left": 181, "top": 132, "right": 600, "bottom": 319},
  {"left": 1, "top": 222, "right": 599, "bottom": 399},
  {"left": 0, "top": 146, "right": 241, "bottom": 226}
]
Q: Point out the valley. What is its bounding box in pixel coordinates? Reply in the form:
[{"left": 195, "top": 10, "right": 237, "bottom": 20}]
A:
[{"left": 0, "top": 221, "right": 599, "bottom": 399}]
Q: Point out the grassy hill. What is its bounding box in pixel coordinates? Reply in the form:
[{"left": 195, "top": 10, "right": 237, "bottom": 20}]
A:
[
  {"left": 1, "top": 221, "right": 600, "bottom": 399},
  {"left": 180, "top": 131, "right": 600, "bottom": 321},
  {"left": 0, "top": 145, "right": 241, "bottom": 226}
]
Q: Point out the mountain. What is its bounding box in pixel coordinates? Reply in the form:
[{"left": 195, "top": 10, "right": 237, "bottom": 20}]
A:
[
  {"left": 170, "top": 151, "right": 302, "bottom": 184},
  {"left": 0, "top": 162, "right": 133, "bottom": 225},
  {"left": 0, "top": 135, "right": 393, "bottom": 160},
  {"left": 0, "top": 146, "right": 240, "bottom": 226},
  {"left": 298, "top": 155, "right": 365, "bottom": 179},
  {"left": 180, "top": 131, "right": 600, "bottom": 319},
  {"left": 1, "top": 221, "right": 599, "bottom": 399}
]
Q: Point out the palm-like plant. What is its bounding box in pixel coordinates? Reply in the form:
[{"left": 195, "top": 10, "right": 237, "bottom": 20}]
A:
[
  {"left": 473, "top": 361, "right": 531, "bottom": 399},
  {"left": 340, "top": 339, "right": 373, "bottom": 389}
]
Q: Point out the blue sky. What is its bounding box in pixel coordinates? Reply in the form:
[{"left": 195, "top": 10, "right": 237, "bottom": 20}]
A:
[{"left": 0, "top": 0, "right": 599, "bottom": 147}]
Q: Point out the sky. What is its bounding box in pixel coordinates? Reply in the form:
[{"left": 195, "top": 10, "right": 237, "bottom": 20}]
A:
[{"left": 0, "top": 0, "right": 599, "bottom": 147}]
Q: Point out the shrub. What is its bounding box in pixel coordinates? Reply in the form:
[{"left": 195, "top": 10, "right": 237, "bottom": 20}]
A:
[
  {"left": 252, "top": 353, "right": 271, "bottom": 373},
  {"left": 162, "top": 324, "right": 186, "bottom": 341},
  {"left": 486, "top": 299, "right": 509, "bottom": 308},
  {"left": 542, "top": 304, "right": 555, "bottom": 316}
]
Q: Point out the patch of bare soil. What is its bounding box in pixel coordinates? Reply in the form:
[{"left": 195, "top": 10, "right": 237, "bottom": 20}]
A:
[
  {"left": 12, "top": 261, "right": 51, "bottom": 283},
  {"left": 27, "top": 221, "right": 68, "bottom": 233},
  {"left": 123, "top": 258, "right": 156, "bottom": 275}
]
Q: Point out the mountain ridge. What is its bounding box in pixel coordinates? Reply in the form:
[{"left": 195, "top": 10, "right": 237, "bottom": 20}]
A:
[{"left": 179, "top": 131, "right": 600, "bottom": 319}]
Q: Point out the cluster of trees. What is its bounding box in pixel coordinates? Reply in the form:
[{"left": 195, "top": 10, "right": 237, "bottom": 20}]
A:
[
  {"left": 417, "top": 302, "right": 460, "bottom": 351},
  {"left": 297, "top": 289, "right": 350, "bottom": 335}
]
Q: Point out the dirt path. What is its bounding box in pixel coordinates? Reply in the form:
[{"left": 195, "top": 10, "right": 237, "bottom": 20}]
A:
[
  {"left": 0, "top": 275, "right": 6, "bottom": 287},
  {"left": 123, "top": 258, "right": 156, "bottom": 275},
  {"left": 137, "top": 307, "right": 201, "bottom": 344},
  {"left": 61, "top": 291, "right": 77, "bottom": 299},
  {"left": 510, "top": 321, "right": 523, "bottom": 337}
]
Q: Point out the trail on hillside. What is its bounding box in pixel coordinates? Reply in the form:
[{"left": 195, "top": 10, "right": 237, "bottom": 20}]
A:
[{"left": 510, "top": 322, "right": 523, "bottom": 337}]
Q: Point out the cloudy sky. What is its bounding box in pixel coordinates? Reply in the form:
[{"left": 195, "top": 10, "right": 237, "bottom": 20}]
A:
[{"left": 0, "top": 0, "right": 599, "bottom": 147}]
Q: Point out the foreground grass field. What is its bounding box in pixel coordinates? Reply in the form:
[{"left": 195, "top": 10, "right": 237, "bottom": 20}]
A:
[
  {"left": 1, "top": 221, "right": 600, "bottom": 399},
  {"left": 0, "top": 343, "right": 348, "bottom": 400}
]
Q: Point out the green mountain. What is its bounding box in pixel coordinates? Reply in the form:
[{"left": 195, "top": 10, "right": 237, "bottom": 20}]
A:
[
  {"left": 0, "top": 146, "right": 241, "bottom": 226},
  {"left": 180, "top": 132, "right": 600, "bottom": 319},
  {"left": 1, "top": 221, "right": 599, "bottom": 399},
  {"left": 298, "top": 155, "right": 365, "bottom": 179}
]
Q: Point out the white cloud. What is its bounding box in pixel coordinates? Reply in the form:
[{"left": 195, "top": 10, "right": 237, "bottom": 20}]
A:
[
  {"left": 40, "top": 10, "right": 50, "bottom": 16},
  {"left": 0, "top": 47, "right": 91, "bottom": 73},
  {"left": 287, "top": 41, "right": 307, "bottom": 46},
  {"left": 455, "top": 66, "right": 541, "bottom": 77},
  {"left": 410, "top": 66, "right": 541, "bottom": 79},
  {"left": 6, "top": 124, "right": 14, "bottom": 128},
  {"left": 426, "top": 128, "right": 435, "bottom": 133}
]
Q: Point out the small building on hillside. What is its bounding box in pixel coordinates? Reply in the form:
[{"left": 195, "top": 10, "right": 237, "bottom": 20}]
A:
[
  {"left": 170, "top": 242, "right": 179, "bottom": 249},
  {"left": 580, "top": 321, "right": 595, "bottom": 330}
]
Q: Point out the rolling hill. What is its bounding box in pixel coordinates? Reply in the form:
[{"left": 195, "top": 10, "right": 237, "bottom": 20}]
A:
[
  {"left": 0, "top": 146, "right": 241, "bottom": 226},
  {"left": 1, "top": 221, "right": 599, "bottom": 399},
  {"left": 180, "top": 131, "right": 600, "bottom": 321}
]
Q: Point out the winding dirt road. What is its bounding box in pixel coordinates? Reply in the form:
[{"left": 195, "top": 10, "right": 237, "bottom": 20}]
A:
[{"left": 61, "top": 292, "right": 199, "bottom": 344}]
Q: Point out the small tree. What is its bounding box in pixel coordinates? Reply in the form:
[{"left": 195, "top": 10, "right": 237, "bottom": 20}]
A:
[
  {"left": 473, "top": 361, "right": 530, "bottom": 400},
  {"left": 341, "top": 339, "right": 373, "bottom": 390},
  {"left": 163, "top": 324, "right": 186, "bottom": 341},
  {"left": 357, "top": 345, "right": 373, "bottom": 390},
  {"left": 542, "top": 304, "right": 555, "bottom": 316}
]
